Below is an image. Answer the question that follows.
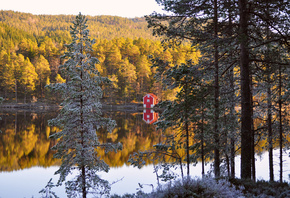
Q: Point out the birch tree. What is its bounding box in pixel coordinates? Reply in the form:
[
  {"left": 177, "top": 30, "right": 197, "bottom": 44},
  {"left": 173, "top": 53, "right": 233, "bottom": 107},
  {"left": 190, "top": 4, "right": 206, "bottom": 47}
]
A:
[{"left": 44, "top": 13, "right": 121, "bottom": 198}]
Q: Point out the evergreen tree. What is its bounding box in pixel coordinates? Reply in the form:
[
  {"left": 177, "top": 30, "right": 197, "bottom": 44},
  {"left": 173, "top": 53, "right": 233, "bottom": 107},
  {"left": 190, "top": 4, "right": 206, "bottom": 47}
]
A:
[
  {"left": 136, "top": 55, "right": 152, "bottom": 96},
  {"left": 46, "top": 13, "right": 121, "bottom": 198},
  {"left": 146, "top": 0, "right": 228, "bottom": 178},
  {"left": 0, "top": 50, "right": 15, "bottom": 98},
  {"left": 129, "top": 59, "right": 211, "bottom": 179},
  {"left": 34, "top": 55, "right": 51, "bottom": 98},
  {"left": 20, "top": 57, "right": 38, "bottom": 103},
  {"left": 118, "top": 58, "right": 137, "bottom": 102}
]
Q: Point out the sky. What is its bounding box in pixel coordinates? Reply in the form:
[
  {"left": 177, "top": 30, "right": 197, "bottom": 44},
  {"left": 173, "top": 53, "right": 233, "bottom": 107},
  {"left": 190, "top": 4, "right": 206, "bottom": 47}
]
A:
[{"left": 1, "top": 0, "right": 165, "bottom": 18}]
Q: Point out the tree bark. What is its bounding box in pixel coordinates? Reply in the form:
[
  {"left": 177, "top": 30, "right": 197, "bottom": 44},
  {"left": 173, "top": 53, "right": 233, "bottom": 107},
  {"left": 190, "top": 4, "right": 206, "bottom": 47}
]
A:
[
  {"left": 82, "top": 165, "right": 86, "bottom": 198},
  {"left": 268, "top": 79, "right": 274, "bottom": 181},
  {"left": 239, "top": 0, "right": 252, "bottom": 180},
  {"left": 227, "top": 0, "right": 235, "bottom": 179},
  {"left": 185, "top": 80, "right": 190, "bottom": 177},
  {"left": 80, "top": 28, "right": 87, "bottom": 198},
  {"left": 267, "top": 57, "right": 274, "bottom": 182},
  {"left": 213, "top": 0, "right": 220, "bottom": 178},
  {"left": 265, "top": 4, "right": 274, "bottom": 181},
  {"left": 250, "top": 74, "right": 256, "bottom": 181},
  {"left": 279, "top": 64, "right": 283, "bottom": 183},
  {"left": 201, "top": 99, "right": 205, "bottom": 177}
]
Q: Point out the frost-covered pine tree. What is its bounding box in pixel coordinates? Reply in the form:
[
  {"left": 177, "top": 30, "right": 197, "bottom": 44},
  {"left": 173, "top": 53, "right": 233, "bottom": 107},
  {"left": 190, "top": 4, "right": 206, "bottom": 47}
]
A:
[{"left": 45, "top": 13, "right": 121, "bottom": 198}]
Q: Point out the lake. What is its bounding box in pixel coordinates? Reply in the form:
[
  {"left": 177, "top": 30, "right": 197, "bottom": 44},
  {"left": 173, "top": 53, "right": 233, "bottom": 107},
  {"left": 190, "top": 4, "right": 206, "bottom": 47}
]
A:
[{"left": 0, "top": 109, "right": 289, "bottom": 198}]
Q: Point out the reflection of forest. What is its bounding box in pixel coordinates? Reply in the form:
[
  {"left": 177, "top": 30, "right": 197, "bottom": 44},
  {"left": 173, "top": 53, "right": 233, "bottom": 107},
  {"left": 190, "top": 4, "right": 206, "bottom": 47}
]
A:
[
  {"left": 1, "top": 110, "right": 289, "bottom": 172},
  {"left": 0, "top": 111, "right": 162, "bottom": 171},
  {"left": 0, "top": 111, "right": 60, "bottom": 171}
]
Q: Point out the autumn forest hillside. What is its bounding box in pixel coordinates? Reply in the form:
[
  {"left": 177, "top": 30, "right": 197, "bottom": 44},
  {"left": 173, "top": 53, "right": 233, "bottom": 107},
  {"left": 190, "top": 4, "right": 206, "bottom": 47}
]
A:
[
  {"left": 0, "top": 10, "right": 155, "bottom": 41},
  {"left": 0, "top": 10, "right": 199, "bottom": 103}
]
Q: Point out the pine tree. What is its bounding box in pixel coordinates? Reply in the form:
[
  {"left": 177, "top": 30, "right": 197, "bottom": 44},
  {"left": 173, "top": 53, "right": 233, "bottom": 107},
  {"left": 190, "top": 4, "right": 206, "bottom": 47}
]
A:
[
  {"left": 34, "top": 55, "right": 51, "bottom": 98},
  {"left": 0, "top": 50, "right": 15, "bottom": 99},
  {"left": 20, "top": 57, "right": 38, "bottom": 103},
  {"left": 129, "top": 59, "right": 211, "bottom": 179},
  {"left": 46, "top": 13, "right": 121, "bottom": 198},
  {"left": 146, "top": 0, "right": 227, "bottom": 178},
  {"left": 147, "top": 0, "right": 290, "bottom": 180}
]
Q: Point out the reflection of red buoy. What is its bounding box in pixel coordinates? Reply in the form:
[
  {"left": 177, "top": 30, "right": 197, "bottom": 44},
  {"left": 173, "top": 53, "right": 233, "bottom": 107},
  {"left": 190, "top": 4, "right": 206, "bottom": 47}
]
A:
[
  {"left": 143, "top": 93, "right": 158, "bottom": 109},
  {"left": 143, "top": 109, "right": 159, "bottom": 124}
]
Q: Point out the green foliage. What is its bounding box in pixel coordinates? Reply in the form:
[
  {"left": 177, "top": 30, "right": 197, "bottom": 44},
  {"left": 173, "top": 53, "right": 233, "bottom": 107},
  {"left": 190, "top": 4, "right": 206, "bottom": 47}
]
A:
[{"left": 46, "top": 13, "right": 121, "bottom": 197}]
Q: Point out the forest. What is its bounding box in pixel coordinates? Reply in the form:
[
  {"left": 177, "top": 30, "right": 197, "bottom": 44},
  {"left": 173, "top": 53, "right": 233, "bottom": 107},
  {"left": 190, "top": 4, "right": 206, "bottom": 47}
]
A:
[
  {"left": 0, "top": 10, "right": 198, "bottom": 103},
  {"left": 129, "top": 0, "right": 290, "bottom": 185},
  {"left": 0, "top": 2, "right": 290, "bottom": 197}
]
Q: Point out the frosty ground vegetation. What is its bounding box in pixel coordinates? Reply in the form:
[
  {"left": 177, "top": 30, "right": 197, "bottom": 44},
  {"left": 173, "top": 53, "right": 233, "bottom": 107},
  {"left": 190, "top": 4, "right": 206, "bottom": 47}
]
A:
[
  {"left": 110, "top": 177, "right": 245, "bottom": 198},
  {"left": 111, "top": 177, "right": 290, "bottom": 198}
]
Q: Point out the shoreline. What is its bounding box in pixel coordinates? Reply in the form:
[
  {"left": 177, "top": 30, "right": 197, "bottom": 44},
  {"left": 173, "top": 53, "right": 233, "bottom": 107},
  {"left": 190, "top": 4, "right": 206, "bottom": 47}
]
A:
[{"left": 0, "top": 102, "right": 146, "bottom": 112}]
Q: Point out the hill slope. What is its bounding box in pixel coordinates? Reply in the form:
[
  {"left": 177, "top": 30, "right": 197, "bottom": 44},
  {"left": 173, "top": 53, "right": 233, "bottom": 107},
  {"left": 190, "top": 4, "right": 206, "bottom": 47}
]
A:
[{"left": 0, "top": 10, "right": 156, "bottom": 41}]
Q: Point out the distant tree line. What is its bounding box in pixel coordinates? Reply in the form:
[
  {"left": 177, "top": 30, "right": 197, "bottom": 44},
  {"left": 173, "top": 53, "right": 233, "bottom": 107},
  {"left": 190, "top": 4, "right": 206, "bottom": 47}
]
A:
[{"left": 0, "top": 11, "right": 154, "bottom": 41}]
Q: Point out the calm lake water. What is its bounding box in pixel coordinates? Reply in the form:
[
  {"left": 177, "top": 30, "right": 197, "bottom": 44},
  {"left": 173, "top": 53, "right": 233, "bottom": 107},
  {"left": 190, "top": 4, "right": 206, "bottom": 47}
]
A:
[{"left": 0, "top": 110, "right": 289, "bottom": 198}]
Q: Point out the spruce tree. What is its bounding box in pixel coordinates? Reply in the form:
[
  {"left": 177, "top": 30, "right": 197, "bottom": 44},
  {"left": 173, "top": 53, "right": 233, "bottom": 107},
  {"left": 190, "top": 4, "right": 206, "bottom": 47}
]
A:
[{"left": 45, "top": 13, "right": 121, "bottom": 198}]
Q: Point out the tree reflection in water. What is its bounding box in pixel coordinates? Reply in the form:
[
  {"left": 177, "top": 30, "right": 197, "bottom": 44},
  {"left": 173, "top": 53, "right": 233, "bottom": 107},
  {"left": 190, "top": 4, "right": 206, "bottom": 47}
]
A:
[
  {"left": 1, "top": 110, "right": 290, "bottom": 197},
  {"left": 0, "top": 110, "right": 161, "bottom": 171}
]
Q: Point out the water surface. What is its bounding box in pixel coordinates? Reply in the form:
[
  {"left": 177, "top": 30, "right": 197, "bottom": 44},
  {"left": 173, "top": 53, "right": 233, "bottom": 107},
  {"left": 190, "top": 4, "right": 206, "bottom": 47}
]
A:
[{"left": 0, "top": 110, "right": 289, "bottom": 197}]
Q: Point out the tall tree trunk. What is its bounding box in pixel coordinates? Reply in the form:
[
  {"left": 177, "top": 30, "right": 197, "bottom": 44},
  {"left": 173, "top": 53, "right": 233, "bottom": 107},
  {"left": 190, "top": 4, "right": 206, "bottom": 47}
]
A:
[
  {"left": 267, "top": 79, "right": 274, "bottom": 181},
  {"left": 239, "top": 0, "right": 252, "bottom": 180},
  {"left": 229, "top": 60, "right": 236, "bottom": 179},
  {"left": 213, "top": 0, "right": 220, "bottom": 178},
  {"left": 227, "top": 0, "right": 235, "bottom": 179},
  {"left": 80, "top": 33, "right": 87, "bottom": 198},
  {"left": 81, "top": 76, "right": 87, "bottom": 198},
  {"left": 230, "top": 135, "right": 235, "bottom": 178},
  {"left": 82, "top": 165, "right": 86, "bottom": 198},
  {"left": 185, "top": 80, "right": 190, "bottom": 177},
  {"left": 226, "top": 0, "right": 236, "bottom": 178},
  {"left": 185, "top": 120, "right": 190, "bottom": 177},
  {"left": 278, "top": 64, "right": 283, "bottom": 183},
  {"left": 250, "top": 74, "right": 256, "bottom": 181},
  {"left": 201, "top": 99, "right": 205, "bottom": 177},
  {"left": 265, "top": 5, "right": 274, "bottom": 181}
]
